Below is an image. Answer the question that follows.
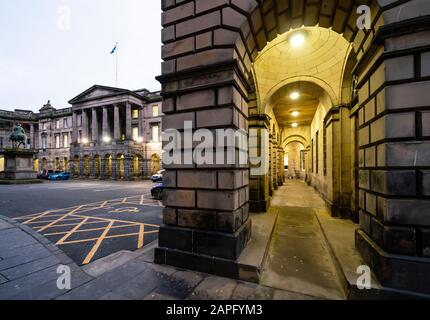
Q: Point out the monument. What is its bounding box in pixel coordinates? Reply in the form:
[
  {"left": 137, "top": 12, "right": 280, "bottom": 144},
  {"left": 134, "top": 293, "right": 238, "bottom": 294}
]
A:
[{"left": 0, "top": 124, "right": 37, "bottom": 181}]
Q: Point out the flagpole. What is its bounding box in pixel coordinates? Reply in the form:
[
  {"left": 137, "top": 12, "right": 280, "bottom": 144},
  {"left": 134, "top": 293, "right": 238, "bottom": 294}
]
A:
[{"left": 115, "top": 43, "right": 118, "bottom": 87}]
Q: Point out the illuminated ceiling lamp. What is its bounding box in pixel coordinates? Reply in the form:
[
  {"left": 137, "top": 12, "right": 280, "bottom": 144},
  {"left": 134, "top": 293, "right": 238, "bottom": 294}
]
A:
[
  {"left": 289, "top": 32, "right": 306, "bottom": 47},
  {"left": 292, "top": 123, "right": 299, "bottom": 128},
  {"left": 292, "top": 111, "right": 300, "bottom": 117},
  {"left": 290, "top": 92, "right": 300, "bottom": 100}
]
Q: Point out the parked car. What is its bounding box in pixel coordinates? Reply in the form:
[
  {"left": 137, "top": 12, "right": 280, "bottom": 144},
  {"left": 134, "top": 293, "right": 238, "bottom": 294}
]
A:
[
  {"left": 37, "top": 170, "right": 55, "bottom": 180},
  {"left": 48, "top": 172, "right": 71, "bottom": 181},
  {"left": 151, "top": 169, "right": 165, "bottom": 183},
  {"left": 151, "top": 183, "right": 165, "bottom": 200}
]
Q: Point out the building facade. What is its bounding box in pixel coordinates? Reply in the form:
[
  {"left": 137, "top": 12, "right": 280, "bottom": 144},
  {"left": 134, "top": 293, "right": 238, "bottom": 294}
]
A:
[
  {"left": 0, "top": 85, "right": 162, "bottom": 179},
  {"left": 156, "top": 0, "right": 430, "bottom": 297},
  {"left": 68, "top": 85, "right": 163, "bottom": 180}
]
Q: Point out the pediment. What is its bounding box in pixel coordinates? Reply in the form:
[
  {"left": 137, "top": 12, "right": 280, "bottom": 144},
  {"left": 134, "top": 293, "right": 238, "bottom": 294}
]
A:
[{"left": 69, "top": 85, "right": 129, "bottom": 104}]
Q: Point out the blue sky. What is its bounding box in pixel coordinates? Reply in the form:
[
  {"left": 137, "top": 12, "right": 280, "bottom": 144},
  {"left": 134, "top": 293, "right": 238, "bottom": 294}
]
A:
[{"left": 0, "top": 0, "right": 161, "bottom": 111}]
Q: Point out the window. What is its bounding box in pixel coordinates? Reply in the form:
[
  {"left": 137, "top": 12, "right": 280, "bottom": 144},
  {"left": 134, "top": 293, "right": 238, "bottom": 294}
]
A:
[
  {"left": 77, "top": 115, "right": 82, "bottom": 127},
  {"left": 311, "top": 139, "right": 314, "bottom": 173},
  {"left": 63, "top": 118, "right": 68, "bottom": 129},
  {"left": 132, "top": 109, "right": 139, "bottom": 119},
  {"left": 63, "top": 134, "right": 69, "bottom": 148},
  {"left": 42, "top": 135, "right": 48, "bottom": 149},
  {"left": 56, "top": 120, "right": 61, "bottom": 129},
  {"left": 132, "top": 127, "right": 139, "bottom": 141},
  {"left": 316, "top": 131, "right": 319, "bottom": 174},
  {"left": 42, "top": 123, "right": 48, "bottom": 131},
  {"left": 323, "top": 126, "right": 327, "bottom": 176},
  {"left": 78, "top": 131, "right": 82, "bottom": 143},
  {"left": 55, "top": 135, "right": 60, "bottom": 149},
  {"left": 151, "top": 124, "right": 160, "bottom": 142},
  {"left": 152, "top": 105, "right": 159, "bottom": 117}
]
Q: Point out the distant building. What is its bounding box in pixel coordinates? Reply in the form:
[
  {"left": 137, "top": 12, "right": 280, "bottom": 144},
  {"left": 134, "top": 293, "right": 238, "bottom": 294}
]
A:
[{"left": 0, "top": 85, "right": 163, "bottom": 179}]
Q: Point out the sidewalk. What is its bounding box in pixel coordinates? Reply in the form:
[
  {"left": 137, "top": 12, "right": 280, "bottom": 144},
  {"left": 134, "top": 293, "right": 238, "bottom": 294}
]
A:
[{"left": 0, "top": 215, "right": 317, "bottom": 300}]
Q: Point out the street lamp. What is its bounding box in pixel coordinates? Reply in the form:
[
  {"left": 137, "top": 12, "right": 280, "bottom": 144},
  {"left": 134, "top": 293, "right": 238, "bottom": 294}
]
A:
[
  {"left": 82, "top": 138, "right": 89, "bottom": 144},
  {"left": 103, "top": 136, "right": 112, "bottom": 143}
]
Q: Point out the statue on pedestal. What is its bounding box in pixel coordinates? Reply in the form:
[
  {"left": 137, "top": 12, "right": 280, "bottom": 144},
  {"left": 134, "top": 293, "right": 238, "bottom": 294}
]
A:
[{"left": 9, "top": 124, "right": 27, "bottom": 149}]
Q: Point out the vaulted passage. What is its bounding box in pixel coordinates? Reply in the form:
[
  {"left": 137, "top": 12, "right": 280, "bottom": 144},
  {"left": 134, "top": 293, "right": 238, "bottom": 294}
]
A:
[{"left": 157, "top": 0, "right": 430, "bottom": 298}]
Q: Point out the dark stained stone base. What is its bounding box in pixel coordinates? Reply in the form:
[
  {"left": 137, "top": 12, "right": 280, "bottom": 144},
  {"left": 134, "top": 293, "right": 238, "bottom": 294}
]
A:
[
  {"left": 156, "top": 219, "right": 252, "bottom": 279},
  {"left": 249, "top": 198, "right": 270, "bottom": 213},
  {"left": 356, "top": 229, "right": 430, "bottom": 296}
]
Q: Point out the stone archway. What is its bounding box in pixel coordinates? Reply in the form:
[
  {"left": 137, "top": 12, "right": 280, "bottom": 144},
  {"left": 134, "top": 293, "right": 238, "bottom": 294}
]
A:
[
  {"left": 93, "top": 155, "right": 101, "bottom": 178},
  {"left": 158, "top": 0, "right": 430, "bottom": 295}
]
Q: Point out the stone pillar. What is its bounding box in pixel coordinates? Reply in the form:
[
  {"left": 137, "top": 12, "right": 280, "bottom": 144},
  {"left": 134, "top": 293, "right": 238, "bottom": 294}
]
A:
[
  {"left": 114, "top": 105, "right": 120, "bottom": 140},
  {"left": 156, "top": 4, "right": 252, "bottom": 276},
  {"left": 124, "top": 155, "right": 132, "bottom": 180},
  {"left": 82, "top": 110, "right": 88, "bottom": 140},
  {"left": 354, "top": 11, "right": 430, "bottom": 295},
  {"left": 249, "top": 114, "right": 271, "bottom": 213},
  {"left": 72, "top": 112, "right": 78, "bottom": 144},
  {"left": 138, "top": 108, "right": 143, "bottom": 139},
  {"left": 92, "top": 108, "right": 98, "bottom": 143},
  {"left": 29, "top": 124, "right": 34, "bottom": 149},
  {"left": 78, "top": 159, "right": 85, "bottom": 178},
  {"left": 100, "top": 158, "right": 106, "bottom": 180},
  {"left": 102, "top": 107, "right": 110, "bottom": 139},
  {"left": 125, "top": 102, "right": 132, "bottom": 139}
]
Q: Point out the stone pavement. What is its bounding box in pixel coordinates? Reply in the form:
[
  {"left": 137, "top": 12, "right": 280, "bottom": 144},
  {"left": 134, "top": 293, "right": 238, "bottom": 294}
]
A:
[
  {"left": 0, "top": 215, "right": 318, "bottom": 300},
  {"left": 261, "top": 181, "right": 346, "bottom": 300}
]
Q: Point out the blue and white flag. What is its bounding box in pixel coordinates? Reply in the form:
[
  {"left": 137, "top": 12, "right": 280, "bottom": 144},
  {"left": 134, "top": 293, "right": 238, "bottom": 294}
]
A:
[{"left": 110, "top": 43, "right": 118, "bottom": 54}]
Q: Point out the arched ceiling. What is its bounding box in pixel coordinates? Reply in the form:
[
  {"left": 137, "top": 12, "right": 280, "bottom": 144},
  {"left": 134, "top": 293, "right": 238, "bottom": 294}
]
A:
[{"left": 253, "top": 27, "right": 352, "bottom": 117}]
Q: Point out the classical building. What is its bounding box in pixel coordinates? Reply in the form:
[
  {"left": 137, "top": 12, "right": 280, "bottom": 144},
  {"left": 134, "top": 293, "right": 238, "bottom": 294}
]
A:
[
  {"left": 0, "top": 85, "right": 162, "bottom": 179},
  {"left": 68, "top": 85, "right": 163, "bottom": 180},
  {"left": 156, "top": 0, "right": 430, "bottom": 298},
  {"left": 0, "top": 102, "right": 72, "bottom": 173}
]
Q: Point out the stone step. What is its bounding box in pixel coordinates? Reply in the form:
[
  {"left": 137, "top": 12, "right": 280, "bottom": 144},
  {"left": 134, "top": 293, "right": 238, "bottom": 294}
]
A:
[
  {"left": 236, "top": 207, "right": 279, "bottom": 283},
  {"left": 315, "top": 209, "right": 430, "bottom": 300}
]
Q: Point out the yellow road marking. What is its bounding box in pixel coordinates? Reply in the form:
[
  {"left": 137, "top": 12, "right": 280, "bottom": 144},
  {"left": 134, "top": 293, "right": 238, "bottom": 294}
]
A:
[
  {"left": 82, "top": 221, "right": 114, "bottom": 265},
  {"left": 60, "top": 231, "right": 159, "bottom": 245},
  {"left": 25, "top": 217, "right": 85, "bottom": 225},
  {"left": 57, "top": 217, "right": 89, "bottom": 245},
  {"left": 43, "top": 223, "right": 139, "bottom": 236},
  {"left": 37, "top": 205, "right": 84, "bottom": 233},
  {"left": 138, "top": 224, "right": 145, "bottom": 248}
]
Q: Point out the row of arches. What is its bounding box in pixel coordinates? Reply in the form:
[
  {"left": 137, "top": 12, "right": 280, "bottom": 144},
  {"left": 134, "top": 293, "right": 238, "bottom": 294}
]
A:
[{"left": 71, "top": 153, "right": 161, "bottom": 180}]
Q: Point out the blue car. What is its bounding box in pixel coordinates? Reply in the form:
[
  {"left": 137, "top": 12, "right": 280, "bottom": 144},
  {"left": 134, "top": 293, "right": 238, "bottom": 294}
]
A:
[
  {"left": 151, "top": 183, "right": 165, "bottom": 200},
  {"left": 48, "top": 172, "right": 71, "bottom": 181}
]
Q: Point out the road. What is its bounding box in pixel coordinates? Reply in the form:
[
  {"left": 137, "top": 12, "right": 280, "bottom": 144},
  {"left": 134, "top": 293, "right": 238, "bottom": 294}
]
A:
[{"left": 0, "top": 180, "right": 163, "bottom": 265}]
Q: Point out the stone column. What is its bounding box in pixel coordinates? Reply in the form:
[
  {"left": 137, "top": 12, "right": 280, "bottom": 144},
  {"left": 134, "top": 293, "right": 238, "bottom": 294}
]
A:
[
  {"left": 102, "top": 107, "right": 110, "bottom": 140},
  {"left": 138, "top": 108, "right": 143, "bottom": 139},
  {"left": 82, "top": 110, "right": 88, "bottom": 141},
  {"left": 92, "top": 108, "right": 98, "bottom": 143},
  {"left": 114, "top": 105, "right": 120, "bottom": 140},
  {"left": 29, "top": 124, "right": 34, "bottom": 149},
  {"left": 125, "top": 102, "right": 132, "bottom": 139},
  {"left": 72, "top": 112, "right": 78, "bottom": 144},
  {"left": 249, "top": 114, "right": 271, "bottom": 213}
]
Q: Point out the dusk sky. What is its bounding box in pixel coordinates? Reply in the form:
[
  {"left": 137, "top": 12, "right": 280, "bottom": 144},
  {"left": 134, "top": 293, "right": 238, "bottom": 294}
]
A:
[{"left": 0, "top": 0, "right": 162, "bottom": 112}]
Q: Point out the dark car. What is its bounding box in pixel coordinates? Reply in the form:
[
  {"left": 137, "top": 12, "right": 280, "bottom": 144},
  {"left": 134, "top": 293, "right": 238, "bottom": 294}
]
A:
[
  {"left": 151, "top": 170, "right": 165, "bottom": 183},
  {"left": 48, "top": 172, "right": 71, "bottom": 181},
  {"left": 37, "top": 170, "right": 54, "bottom": 180},
  {"left": 151, "top": 183, "right": 165, "bottom": 200}
]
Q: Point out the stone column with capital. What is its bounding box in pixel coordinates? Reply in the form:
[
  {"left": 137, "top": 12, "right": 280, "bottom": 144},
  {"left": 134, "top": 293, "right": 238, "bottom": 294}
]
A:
[
  {"left": 92, "top": 108, "right": 98, "bottom": 143},
  {"left": 82, "top": 110, "right": 88, "bottom": 141},
  {"left": 125, "top": 102, "right": 132, "bottom": 140},
  {"left": 102, "top": 107, "right": 110, "bottom": 140},
  {"left": 114, "top": 105, "right": 120, "bottom": 140},
  {"left": 72, "top": 112, "right": 78, "bottom": 144}
]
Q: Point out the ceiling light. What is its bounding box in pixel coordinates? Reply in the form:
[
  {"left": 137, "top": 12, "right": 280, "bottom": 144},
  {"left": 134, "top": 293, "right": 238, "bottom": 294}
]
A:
[
  {"left": 290, "top": 33, "right": 305, "bottom": 47},
  {"left": 292, "top": 111, "right": 300, "bottom": 117},
  {"left": 292, "top": 123, "right": 299, "bottom": 128},
  {"left": 290, "top": 92, "right": 300, "bottom": 100}
]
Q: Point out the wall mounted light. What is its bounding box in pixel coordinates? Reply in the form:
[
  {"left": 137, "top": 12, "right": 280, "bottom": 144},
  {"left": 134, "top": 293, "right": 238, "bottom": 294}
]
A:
[
  {"left": 103, "top": 136, "right": 112, "bottom": 143},
  {"left": 82, "top": 138, "right": 89, "bottom": 144}
]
